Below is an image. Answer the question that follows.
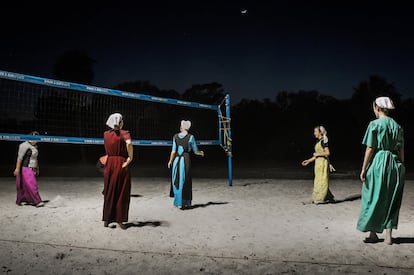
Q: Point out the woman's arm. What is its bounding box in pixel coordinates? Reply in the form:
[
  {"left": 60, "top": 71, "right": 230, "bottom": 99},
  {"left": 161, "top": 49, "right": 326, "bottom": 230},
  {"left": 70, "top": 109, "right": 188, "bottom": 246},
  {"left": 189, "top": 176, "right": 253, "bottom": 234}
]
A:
[
  {"left": 14, "top": 143, "right": 26, "bottom": 176},
  {"left": 313, "top": 147, "right": 330, "bottom": 158},
  {"left": 189, "top": 135, "right": 204, "bottom": 157},
  {"left": 14, "top": 159, "right": 22, "bottom": 176},
  {"left": 400, "top": 147, "right": 405, "bottom": 163},
  {"left": 168, "top": 151, "right": 176, "bottom": 168},
  {"left": 360, "top": 146, "right": 375, "bottom": 181},
  {"left": 122, "top": 139, "right": 133, "bottom": 168},
  {"left": 168, "top": 137, "right": 177, "bottom": 168},
  {"left": 301, "top": 156, "right": 316, "bottom": 166}
]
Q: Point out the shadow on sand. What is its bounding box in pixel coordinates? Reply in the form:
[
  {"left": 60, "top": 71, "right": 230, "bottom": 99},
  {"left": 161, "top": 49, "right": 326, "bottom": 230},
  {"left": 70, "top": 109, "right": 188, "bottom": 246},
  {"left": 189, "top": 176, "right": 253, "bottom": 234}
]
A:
[
  {"left": 330, "top": 194, "right": 361, "bottom": 204},
  {"left": 363, "top": 237, "right": 414, "bottom": 245},
  {"left": 123, "top": 221, "right": 165, "bottom": 229},
  {"left": 393, "top": 237, "right": 414, "bottom": 244},
  {"left": 302, "top": 194, "right": 361, "bottom": 205},
  {"left": 182, "top": 201, "right": 229, "bottom": 210},
  {"left": 130, "top": 194, "right": 142, "bottom": 197}
]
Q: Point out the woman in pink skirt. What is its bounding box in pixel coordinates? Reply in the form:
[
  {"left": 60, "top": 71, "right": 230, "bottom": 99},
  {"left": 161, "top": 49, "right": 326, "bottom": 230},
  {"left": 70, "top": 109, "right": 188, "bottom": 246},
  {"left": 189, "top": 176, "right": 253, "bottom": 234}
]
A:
[{"left": 13, "top": 131, "right": 44, "bottom": 207}]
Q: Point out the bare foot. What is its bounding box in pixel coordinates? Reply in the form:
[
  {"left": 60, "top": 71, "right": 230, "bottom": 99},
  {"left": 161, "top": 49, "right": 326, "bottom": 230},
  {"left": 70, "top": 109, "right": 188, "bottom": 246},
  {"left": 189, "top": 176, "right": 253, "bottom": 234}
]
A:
[
  {"left": 385, "top": 229, "right": 393, "bottom": 245},
  {"left": 385, "top": 237, "right": 393, "bottom": 245}
]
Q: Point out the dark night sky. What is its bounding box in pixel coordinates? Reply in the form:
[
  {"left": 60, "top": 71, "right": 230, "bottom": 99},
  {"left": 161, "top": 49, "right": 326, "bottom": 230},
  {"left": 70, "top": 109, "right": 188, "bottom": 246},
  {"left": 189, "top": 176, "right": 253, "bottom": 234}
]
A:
[{"left": 1, "top": 1, "right": 414, "bottom": 103}]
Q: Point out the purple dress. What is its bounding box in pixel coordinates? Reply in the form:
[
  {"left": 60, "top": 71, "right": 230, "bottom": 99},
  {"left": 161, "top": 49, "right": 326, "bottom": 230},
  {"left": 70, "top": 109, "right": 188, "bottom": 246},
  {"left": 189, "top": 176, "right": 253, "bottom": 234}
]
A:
[{"left": 16, "top": 141, "right": 42, "bottom": 205}]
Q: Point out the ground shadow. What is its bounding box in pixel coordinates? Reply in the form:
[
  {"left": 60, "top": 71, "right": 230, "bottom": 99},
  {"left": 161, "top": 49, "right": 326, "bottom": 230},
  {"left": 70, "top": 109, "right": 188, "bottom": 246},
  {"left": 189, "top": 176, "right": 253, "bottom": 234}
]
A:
[
  {"left": 393, "top": 237, "right": 414, "bottom": 244},
  {"left": 123, "top": 221, "right": 165, "bottom": 229},
  {"left": 302, "top": 194, "right": 361, "bottom": 205},
  {"left": 330, "top": 194, "right": 361, "bottom": 204},
  {"left": 182, "top": 201, "right": 229, "bottom": 210},
  {"left": 363, "top": 237, "right": 414, "bottom": 245},
  {"left": 102, "top": 192, "right": 142, "bottom": 197},
  {"left": 242, "top": 181, "right": 270, "bottom": 186}
]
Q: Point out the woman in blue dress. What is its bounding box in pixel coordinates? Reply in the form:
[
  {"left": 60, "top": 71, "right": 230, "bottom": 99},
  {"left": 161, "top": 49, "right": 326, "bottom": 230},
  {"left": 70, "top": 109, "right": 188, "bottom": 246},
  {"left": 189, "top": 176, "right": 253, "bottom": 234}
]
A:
[{"left": 168, "top": 120, "right": 204, "bottom": 209}]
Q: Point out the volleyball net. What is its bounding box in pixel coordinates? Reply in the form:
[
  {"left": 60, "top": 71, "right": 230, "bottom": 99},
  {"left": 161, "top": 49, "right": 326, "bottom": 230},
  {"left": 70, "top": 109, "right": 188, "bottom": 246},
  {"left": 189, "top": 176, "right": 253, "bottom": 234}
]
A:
[{"left": 0, "top": 70, "right": 233, "bottom": 185}]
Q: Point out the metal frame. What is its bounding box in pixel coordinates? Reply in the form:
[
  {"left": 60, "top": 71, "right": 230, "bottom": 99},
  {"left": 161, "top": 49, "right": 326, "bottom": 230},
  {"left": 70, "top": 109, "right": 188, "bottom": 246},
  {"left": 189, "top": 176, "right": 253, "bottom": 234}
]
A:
[{"left": 0, "top": 69, "right": 233, "bottom": 185}]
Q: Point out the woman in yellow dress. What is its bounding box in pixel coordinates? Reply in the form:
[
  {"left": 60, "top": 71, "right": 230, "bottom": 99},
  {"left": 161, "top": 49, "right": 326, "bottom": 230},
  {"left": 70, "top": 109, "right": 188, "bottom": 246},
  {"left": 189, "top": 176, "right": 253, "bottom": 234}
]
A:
[{"left": 302, "top": 126, "right": 335, "bottom": 204}]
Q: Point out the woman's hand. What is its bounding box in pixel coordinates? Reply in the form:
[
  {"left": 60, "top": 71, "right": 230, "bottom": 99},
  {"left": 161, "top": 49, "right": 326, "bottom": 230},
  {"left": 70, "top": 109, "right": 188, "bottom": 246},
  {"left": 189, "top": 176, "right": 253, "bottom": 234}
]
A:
[
  {"left": 360, "top": 169, "right": 366, "bottom": 182},
  {"left": 13, "top": 169, "right": 20, "bottom": 176},
  {"left": 360, "top": 146, "right": 374, "bottom": 183},
  {"left": 302, "top": 156, "right": 315, "bottom": 166},
  {"left": 168, "top": 151, "right": 176, "bottom": 169},
  {"left": 122, "top": 157, "right": 132, "bottom": 168},
  {"left": 198, "top": 150, "right": 205, "bottom": 157}
]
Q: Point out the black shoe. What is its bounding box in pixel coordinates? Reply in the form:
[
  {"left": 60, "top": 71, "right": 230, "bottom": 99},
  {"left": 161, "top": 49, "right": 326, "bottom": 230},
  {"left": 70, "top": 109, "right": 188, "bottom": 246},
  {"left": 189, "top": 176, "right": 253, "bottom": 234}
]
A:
[{"left": 118, "top": 223, "right": 127, "bottom": 230}]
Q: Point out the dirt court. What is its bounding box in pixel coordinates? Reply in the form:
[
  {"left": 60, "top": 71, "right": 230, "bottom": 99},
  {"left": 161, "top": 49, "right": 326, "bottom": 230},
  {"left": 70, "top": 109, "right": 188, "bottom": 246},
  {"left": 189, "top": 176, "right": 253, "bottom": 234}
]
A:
[{"left": 0, "top": 176, "right": 413, "bottom": 274}]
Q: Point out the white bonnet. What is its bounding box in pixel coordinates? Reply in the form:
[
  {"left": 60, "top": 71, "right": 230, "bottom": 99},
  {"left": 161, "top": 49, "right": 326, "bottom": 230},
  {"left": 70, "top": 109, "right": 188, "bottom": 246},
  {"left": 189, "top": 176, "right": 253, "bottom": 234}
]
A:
[
  {"left": 319, "top": 126, "right": 329, "bottom": 144},
  {"left": 180, "top": 120, "right": 191, "bottom": 131},
  {"left": 106, "top": 113, "right": 123, "bottom": 129},
  {"left": 375, "top": 97, "right": 395, "bottom": 110}
]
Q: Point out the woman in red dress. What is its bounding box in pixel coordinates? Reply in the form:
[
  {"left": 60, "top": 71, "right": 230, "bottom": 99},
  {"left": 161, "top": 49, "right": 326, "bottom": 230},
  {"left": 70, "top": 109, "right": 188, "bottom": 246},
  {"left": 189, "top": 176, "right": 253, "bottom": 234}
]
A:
[{"left": 103, "top": 113, "right": 133, "bottom": 229}]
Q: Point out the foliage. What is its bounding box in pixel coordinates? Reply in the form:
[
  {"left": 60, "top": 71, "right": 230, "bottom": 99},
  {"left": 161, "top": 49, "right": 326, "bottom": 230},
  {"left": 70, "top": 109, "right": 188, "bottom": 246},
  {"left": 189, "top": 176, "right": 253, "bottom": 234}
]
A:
[{"left": 53, "top": 50, "right": 96, "bottom": 84}]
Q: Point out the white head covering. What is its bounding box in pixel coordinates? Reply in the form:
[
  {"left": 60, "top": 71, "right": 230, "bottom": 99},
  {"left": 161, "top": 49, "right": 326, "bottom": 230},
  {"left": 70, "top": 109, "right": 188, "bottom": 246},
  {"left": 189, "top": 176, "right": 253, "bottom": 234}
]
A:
[
  {"left": 375, "top": 96, "right": 395, "bottom": 109},
  {"left": 180, "top": 120, "right": 191, "bottom": 131},
  {"left": 319, "top": 126, "right": 329, "bottom": 144},
  {"left": 106, "top": 113, "right": 123, "bottom": 129},
  {"left": 28, "top": 131, "right": 39, "bottom": 143}
]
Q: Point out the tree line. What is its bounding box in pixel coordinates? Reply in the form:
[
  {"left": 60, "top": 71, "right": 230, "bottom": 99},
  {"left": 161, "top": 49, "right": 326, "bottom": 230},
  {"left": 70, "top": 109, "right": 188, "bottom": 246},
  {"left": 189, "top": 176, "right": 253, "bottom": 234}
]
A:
[{"left": 40, "top": 50, "right": 414, "bottom": 166}]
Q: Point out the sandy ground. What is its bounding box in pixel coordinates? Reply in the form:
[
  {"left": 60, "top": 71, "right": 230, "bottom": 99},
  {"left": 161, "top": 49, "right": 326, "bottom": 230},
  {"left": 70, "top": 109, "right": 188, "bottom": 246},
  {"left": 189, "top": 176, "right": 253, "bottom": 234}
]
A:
[{"left": 0, "top": 176, "right": 413, "bottom": 275}]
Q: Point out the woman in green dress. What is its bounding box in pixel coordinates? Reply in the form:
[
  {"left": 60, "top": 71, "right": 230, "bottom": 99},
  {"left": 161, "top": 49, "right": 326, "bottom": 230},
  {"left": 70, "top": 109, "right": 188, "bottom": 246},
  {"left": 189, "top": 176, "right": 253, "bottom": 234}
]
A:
[
  {"left": 302, "top": 126, "right": 335, "bottom": 204},
  {"left": 357, "top": 96, "right": 405, "bottom": 245}
]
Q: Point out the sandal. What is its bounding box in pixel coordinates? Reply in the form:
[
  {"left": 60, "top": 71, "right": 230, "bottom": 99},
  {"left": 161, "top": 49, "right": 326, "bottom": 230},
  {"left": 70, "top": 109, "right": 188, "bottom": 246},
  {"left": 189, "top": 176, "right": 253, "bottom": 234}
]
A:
[
  {"left": 363, "top": 236, "right": 379, "bottom": 243},
  {"left": 118, "top": 223, "right": 127, "bottom": 230}
]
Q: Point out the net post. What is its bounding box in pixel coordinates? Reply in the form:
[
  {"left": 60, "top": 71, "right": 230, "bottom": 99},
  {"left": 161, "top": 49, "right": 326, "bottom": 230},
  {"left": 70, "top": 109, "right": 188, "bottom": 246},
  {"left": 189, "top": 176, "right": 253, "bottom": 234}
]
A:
[
  {"left": 217, "top": 107, "right": 223, "bottom": 147},
  {"left": 225, "top": 93, "right": 233, "bottom": 186}
]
